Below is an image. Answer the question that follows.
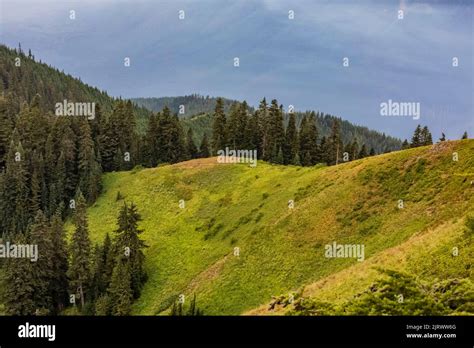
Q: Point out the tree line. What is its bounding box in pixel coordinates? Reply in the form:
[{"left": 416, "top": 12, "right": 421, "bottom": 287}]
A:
[
  {"left": 1, "top": 194, "right": 147, "bottom": 316},
  {"left": 211, "top": 97, "right": 377, "bottom": 166},
  {"left": 401, "top": 124, "right": 469, "bottom": 149}
]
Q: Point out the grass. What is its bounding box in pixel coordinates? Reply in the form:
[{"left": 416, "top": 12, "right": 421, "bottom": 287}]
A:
[{"left": 66, "top": 140, "right": 474, "bottom": 315}]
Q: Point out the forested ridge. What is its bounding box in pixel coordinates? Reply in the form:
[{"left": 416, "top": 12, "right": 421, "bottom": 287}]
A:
[{"left": 1, "top": 43, "right": 460, "bottom": 316}]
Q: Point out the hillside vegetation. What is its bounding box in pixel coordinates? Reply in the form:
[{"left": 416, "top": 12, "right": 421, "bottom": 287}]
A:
[{"left": 68, "top": 140, "right": 473, "bottom": 315}]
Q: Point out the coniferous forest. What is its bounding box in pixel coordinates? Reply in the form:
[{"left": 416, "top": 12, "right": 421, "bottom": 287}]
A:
[
  {"left": 0, "top": 42, "right": 471, "bottom": 319},
  {"left": 0, "top": 3, "right": 473, "bottom": 346}
]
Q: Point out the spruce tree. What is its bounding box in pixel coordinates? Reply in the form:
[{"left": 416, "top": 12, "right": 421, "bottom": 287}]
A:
[
  {"left": 267, "top": 100, "right": 285, "bottom": 163},
  {"left": 77, "top": 118, "right": 101, "bottom": 203},
  {"left": 239, "top": 101, "right": 250, "bottom": 149},
  {"left": 108, "top": 257, "right": 133, "bottom": 316},
  {"left": 113, "top": 202, "right": 147, "bottom": 298},
  {"left": 328, "top": 119, "right": 343, "bottom": 165},
  {"left": 199, "top": 133, "right": 210, "bottom": 158},
  {"left": 298, "top": 116, "right": 311, "bottom": 166},
  {"left": 186, "top": 128, "right": 198, "bottom": 159},
  {"left": 102, "top": 232, "right": 114, "bottom": 289},
  {"left": 211, "top": 98, "right": 227, "bottom": 154},
  {"left": 50, "top": 208, "right": 69, "bottom": 313},
  {"left": 350, "top": 139, "right": 359, "bottom": 160},
  {"left": 421, "top": 126, "right": 433, "bottom": 146},
  {"left": 67, "top": 191, "right": 92, "bottom": 311},
  {"left": 307, "top": 112, "right": 319, "bottom": 165},
  {"left": 411, "top": 125, "right": 422, "bottom": 148},
  {"left": 284, "top": 112, "right": 298, "bottom": 165},
  {"left": 1, "top": 233, "right": 36, "bottom": 315},
  {"left": 319, "top": 136, "right": 329, "bottom": 165},
  {"left": 359, "top": 144, "right": 368, "bottom": 158},
  {"left": 144, "top": 113, "right": 159, "bottom": 167},
  {"left": 461, "top": 131, "right": 468, "bottom": 139},
  {"left": 0, "top": 96, "right": 15, "bottom": 169},
  {"left": 29, "top": 210, "right": 55, "bottom": 314},
  {"left": 257, "top": 98, "right": 270, "bottom": 161},
  {"left": 2, "top": 139, "right": 29, "bottom": 234},
  {"left": 227, "top": 102, "right": 241, "bottom": 150},
  {"left": 401, "top": 139, "right": 410, "bottom": 150}
]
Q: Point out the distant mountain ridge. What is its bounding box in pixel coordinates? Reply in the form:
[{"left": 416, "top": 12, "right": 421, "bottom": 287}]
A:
[
  {"left": 132, "top": 95, "right": 244, "bottom": 116},
  {"left": 0, "top": 43, "right": 400, "bottom": 154},
  {"left": 135, "top": 95, "right": 402, "bottom": 153}
]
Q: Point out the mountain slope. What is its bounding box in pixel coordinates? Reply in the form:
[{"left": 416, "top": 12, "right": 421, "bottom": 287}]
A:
[
  {"left": 67, "top": 139, "right": 474, "bottom": 315},
  {"left": 0, "top": 44, "right": 151, "bottom": 127},
  {"left": 132, "top": 95, "right": 243, "bottom": 116},
  {"left": 182, "top": 111, "right": 402, "bottom": 154},
  {"left": 0, "top": 44, "right": 400, "bottom": 152}
]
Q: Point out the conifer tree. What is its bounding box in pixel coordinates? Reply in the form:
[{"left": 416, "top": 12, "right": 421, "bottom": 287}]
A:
[
  {"left": 49, "top": 208, "right": 69, "bottom": 313},
  {"left": 67, "top": 191, "right": 92, "bottom": 311},
  {"left": 199, "top": 133, "right": 210, "bottom": 158},
  {"left": 292, "top": 152, "right": 301, "bottom": 166},
  {"left": 328, "top": 119, "right": 343, "bottom": 165},
  {"left": 298, "top": 116, "right": 311, "bottom": 166},
  {"left": 0, "top": 96, "right": 15, "bottom": 168},
  {"left": 284, "top": 112, "right": 298, "bottom": 165},
  {"left": 439, "top": 133, "right": 446, "bottom": 142},
  {"left": 461, "top": 131, "right": 468, "bottom": 139},
  {"left": 421, "top": 126, "right": 433, "bottom": 146},
  {"left": 411, "top": 125, "right": 422, "bottom": 148},
  {"left": 401, "top": 139, "right": 410, "bottom": 149},
  {"left": 144, "top": 113, "right": 159, "bottom": 167},
  {"left": 350, "top": 138, "right": 359, "bottom": 160},
  {"left": 267, "top": 100, "right": 285, "bottom": 163},
  {"left": 319, "top": 136, "right": 329, "bottom": 165},
  {"left": 2, "top": 139, "right": 29, "bottom": 234},
  {"left": 108, "top": 257, "right": 133, "bottom": 316},
  {"left": 359, "top": 144, "right": 368, "bottom": 158},
  {"left": 113, "top": 202, "right": 147, "bottom": 298},
  {"left": 102, "top": 232, "right": 115, "bottom": 289},
  {"left": 239, "top": 101, "right": 250, "bottom": 149},
  {"left": 91, "top": 243, "right": 105, "bottom": 302},
  {"left": 1, "top": 233, "right": 36, "bottom": 315},
  {"left": 275, "top": 146, "right": 284, "bottom": 164},
  {"left": 257, "top": 98, "right": 270, "bottom": 160},
  {"left": 29, "top": 210, "right": 55, "bottom": 314},
  {"left": 227, "top": 102, "right": 241, "bottom": 150},
  {"left": 211, "top": 98, "right": 227, "bottom": 154},
  {"left": 247, "top": 111, "right": 263, "bottom": 156},
  {"left": 186, "top": 128, "right": 198, "bottom": 159},
  {"left": 77, "top": 118, "right": 101, "bottom": 203},
  {"left": 307, "top": 112, "right": 319, "bottom": 165}
]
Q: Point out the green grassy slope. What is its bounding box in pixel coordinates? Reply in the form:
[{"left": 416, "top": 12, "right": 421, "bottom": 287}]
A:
[{"left": 70, "top": 140, "right": 474, "bottom": 315}]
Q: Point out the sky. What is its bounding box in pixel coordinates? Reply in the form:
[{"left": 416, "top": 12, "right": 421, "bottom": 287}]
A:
[{"left": 0, "top": 0, "right": 472, "bottom": 140}]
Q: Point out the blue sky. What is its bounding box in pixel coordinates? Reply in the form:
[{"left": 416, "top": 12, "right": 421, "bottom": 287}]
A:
[{"left": 1, "top": 0, "right": 472, "bottom": 139}]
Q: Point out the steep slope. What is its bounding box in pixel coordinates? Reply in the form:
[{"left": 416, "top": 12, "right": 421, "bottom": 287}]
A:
[
  {"left": 69, "top": 140, "right": 474, "bottom": 315},
  {"left": 0, "top": 44, "right": 151, "bottom": 127}
]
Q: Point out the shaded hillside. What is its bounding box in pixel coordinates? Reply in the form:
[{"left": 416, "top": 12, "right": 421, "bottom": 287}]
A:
[
  {"left": 182, "top": 111, "right": 402, "bottom": 154},
  {"left": 132, "top": 95, "right": 243, "bottom": 117},
  {"left": 0, "top": 44, "right": 151, "bottom": 125},
  {"left": 70, "top": 140, "right": 473, "bottom": 315}
]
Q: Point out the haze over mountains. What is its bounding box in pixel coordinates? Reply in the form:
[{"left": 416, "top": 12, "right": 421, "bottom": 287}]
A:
[
  {"left": 0, "top": 44, "right": 401, "bottom": 154},
  {"left": 2, "top": 0, "right": 472, "bottom": 140}
]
